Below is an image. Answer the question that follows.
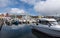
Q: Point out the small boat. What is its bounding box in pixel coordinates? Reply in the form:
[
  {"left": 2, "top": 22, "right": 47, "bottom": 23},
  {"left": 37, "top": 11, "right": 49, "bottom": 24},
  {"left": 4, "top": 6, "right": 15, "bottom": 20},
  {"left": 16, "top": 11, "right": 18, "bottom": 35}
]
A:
[{"left": 31, "top": 18, "right": 60, "bottom": 37}]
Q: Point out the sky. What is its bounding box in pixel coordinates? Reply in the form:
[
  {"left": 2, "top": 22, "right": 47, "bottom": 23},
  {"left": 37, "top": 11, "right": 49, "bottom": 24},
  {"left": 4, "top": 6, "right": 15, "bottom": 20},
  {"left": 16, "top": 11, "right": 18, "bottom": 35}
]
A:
[{"left": 0, "top": 0, "right": 60, "bottom": 16}]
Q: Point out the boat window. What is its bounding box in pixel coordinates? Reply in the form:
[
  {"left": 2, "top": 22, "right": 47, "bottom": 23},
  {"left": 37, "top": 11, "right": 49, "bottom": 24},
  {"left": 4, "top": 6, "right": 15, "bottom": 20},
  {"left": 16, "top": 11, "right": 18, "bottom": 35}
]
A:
[
  {"left": 49, "top": 21, "right": 58, "bottom": 25},
  {"left": 39, "top": 20, "right": 50, "bottom": 25}
]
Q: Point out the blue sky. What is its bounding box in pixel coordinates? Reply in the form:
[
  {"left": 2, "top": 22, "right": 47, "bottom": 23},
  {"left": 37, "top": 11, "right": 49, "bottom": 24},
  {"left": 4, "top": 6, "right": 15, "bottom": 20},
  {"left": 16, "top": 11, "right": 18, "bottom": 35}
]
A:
[
  {"left": 0, "top": 0, "right": 46, "bottom": 16},
  {"left": 0, "top": 0, "right": 60, "bottom": 16}
]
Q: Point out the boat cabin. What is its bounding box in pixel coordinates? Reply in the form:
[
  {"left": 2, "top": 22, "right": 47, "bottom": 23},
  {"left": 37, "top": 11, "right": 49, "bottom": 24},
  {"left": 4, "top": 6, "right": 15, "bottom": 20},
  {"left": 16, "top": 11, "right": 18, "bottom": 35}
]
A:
[{"left": 38, "top": 18, "right": 59, "bottom": 27}]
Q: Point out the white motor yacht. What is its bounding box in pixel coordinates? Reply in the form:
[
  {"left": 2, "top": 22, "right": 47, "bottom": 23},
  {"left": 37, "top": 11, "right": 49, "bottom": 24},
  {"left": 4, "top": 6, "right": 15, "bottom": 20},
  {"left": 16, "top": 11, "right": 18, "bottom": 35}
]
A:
[{"left": 31, "top": 18, "right": 60, "bottom": 37}]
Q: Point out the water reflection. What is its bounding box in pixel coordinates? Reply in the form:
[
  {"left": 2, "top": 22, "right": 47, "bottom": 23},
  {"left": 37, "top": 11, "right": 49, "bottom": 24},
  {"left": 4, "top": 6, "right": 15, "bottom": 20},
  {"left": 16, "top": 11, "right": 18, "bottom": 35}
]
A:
[{"left": 1, "top": 25, "right": 35, "bottom": 38}]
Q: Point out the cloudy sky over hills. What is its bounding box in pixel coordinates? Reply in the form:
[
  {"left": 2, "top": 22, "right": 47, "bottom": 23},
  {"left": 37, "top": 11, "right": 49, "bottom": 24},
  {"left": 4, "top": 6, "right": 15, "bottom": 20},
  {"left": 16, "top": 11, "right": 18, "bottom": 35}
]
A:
[{"left": 0, "top": 0, "right": 60, "bottom": 16}]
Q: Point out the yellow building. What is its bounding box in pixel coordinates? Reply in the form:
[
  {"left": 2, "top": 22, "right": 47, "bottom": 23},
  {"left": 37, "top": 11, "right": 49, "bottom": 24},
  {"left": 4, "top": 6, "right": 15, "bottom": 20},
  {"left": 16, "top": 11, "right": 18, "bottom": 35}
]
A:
[{"left": 38, "top": 16, "right": 44, "bottom": 18}]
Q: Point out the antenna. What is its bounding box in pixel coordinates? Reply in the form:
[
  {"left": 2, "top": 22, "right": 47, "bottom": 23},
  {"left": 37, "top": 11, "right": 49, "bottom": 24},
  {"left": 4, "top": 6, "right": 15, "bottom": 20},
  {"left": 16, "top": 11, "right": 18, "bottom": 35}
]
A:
[{"left": 56, "top": 12, "right": 58, "bottom": 16}]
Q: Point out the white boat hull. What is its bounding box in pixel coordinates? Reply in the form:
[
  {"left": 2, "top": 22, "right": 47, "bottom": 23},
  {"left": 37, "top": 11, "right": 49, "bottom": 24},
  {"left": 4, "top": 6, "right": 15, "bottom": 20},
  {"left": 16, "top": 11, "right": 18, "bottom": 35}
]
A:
[{"left": 33, "top": 25, "right": 60, "bottom": 37}]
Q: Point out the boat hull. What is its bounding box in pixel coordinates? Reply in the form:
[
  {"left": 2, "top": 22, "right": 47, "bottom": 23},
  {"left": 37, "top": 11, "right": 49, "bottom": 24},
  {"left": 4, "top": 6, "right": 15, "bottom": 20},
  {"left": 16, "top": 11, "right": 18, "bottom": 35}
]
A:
[{"left": 34, "top": 25, "right": 60, "bottom": 37}]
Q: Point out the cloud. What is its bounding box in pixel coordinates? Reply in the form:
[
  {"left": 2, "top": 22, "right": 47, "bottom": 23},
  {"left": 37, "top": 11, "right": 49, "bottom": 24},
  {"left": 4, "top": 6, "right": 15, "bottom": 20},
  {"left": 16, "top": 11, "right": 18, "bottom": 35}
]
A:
[
  {"left": 34, "top": 0, "right": 60, "bottom": 16},
  {"left": 20, "top": 0, "right": 41, "bottom": 5},
  {"left": 0, "top": 0, "right": 11, "bottom": 8},
  {"left": 1, "top": 0, "right": 60, "bottom": 16},
  {"left": 6, "top": 8, "right": 28, "bottom": 15},
  {"left": 20, "top": 0, "right": 36, "bottom": 5},
  {"left": 0, "top": 0, "right": 19, "bottom": 8}
]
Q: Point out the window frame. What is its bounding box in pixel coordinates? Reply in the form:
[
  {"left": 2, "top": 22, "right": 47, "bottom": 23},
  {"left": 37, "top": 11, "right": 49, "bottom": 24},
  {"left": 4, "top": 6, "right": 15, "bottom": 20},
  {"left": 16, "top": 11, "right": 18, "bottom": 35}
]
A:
[{"left": 39, "top": 20, "right": 51, "bottom": 25}]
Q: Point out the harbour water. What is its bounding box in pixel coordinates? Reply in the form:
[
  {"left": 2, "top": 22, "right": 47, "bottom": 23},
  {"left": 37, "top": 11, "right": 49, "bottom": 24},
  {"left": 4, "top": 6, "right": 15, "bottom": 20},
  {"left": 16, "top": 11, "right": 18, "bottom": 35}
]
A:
[
  {"left": 0, "top": 29, "right": 58, "bottom": 38},
  {"left": 0, "top": 24, "right": 60, "bottom": 38},
  {"left": 0, "top": 22, "right": 60, "bottom": 38}
]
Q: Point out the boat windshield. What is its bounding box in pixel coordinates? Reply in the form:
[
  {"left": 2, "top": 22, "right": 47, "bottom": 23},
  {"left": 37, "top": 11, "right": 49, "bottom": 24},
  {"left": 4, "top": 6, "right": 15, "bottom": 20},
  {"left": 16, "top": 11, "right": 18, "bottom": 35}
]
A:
[{"left": 49, "top": 21, "right": 59, "bottom": 25}]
